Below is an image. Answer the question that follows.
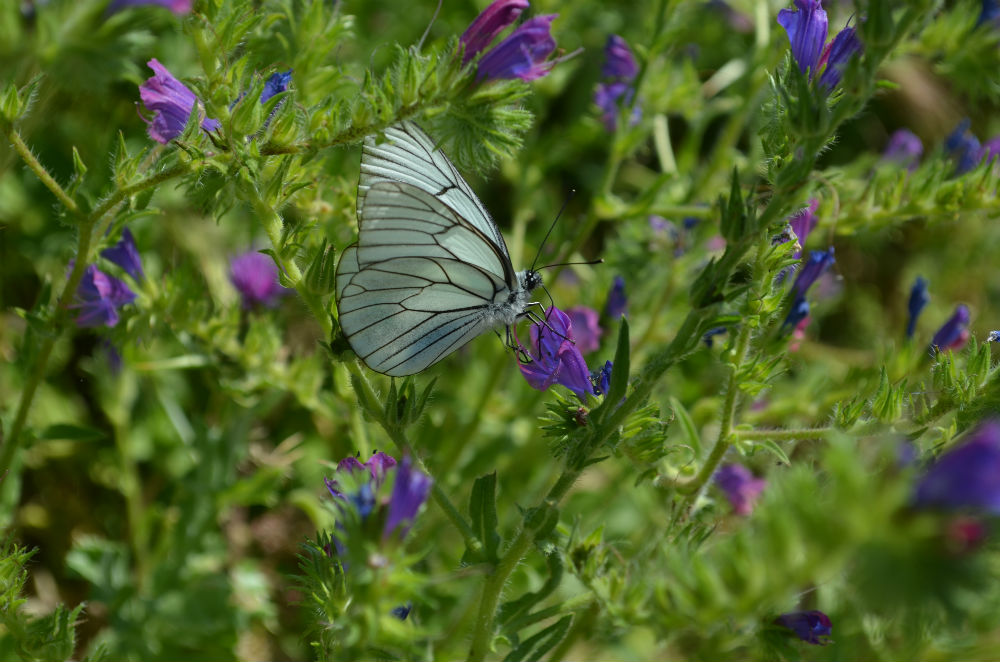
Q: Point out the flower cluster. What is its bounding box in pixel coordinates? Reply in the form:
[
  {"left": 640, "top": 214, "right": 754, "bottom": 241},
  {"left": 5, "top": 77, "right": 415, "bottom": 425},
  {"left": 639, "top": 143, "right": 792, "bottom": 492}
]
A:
[
  {"left": 73, "top": 229, "right": 145, "bottom": 328},
  {"left": 460, "top": 0, "right": 566, "bottom": 82},
  {"left": 777, "top": 0, "right": 861, "bottom": 91},
  {"left": 593, "top": 35, "right": 640, "bottom": 131},
  {"left": 324, "top": 452, "right": 433, "bottom": 546}
]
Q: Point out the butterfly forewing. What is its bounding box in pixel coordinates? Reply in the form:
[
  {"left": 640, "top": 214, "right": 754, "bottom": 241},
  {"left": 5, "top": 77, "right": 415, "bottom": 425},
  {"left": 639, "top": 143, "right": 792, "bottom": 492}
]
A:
[
  {"left": 358, "top": 122, "right": 514, "bottom": 284},
  {"left": 336, "top": 180, "right": 512, "bottom": 376}
]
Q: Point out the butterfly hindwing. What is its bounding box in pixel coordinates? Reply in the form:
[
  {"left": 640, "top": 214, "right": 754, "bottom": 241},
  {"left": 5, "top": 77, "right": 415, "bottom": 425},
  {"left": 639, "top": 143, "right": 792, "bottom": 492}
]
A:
[{"left": 336, "top": 180, "right": 511, "bottom": 376}]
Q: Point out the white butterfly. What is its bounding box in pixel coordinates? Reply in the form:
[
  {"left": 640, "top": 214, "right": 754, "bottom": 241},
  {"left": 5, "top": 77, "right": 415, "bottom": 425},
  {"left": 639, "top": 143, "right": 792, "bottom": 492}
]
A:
[{"left": 335, "top": 121, "right": 542, "bottom": 376}]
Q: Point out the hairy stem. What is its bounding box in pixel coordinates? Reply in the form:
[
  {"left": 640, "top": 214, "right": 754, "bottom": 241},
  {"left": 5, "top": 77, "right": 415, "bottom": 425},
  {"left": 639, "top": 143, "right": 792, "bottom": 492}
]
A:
[{"left": 7, "top": 127, "right": 82, "bottom": 218}]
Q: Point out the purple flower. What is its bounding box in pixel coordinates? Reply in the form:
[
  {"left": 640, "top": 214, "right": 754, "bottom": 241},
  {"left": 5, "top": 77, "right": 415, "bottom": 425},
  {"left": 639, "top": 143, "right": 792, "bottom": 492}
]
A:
[
  {"left": 565, "top": 306, "right": 602, "bottom": 354},
  {"left": 476, "top": 14, "right": 560, "bottom": 81},
  {"left": 591, "top": 360, "right": 613, "bottom": 396},
  {"left": 73, "top": 264, "right": 137, "bottom": 328},
  {"left": 979, "top": 0, "right": 1000, "bottom": 26},
  {"left": 817, "top": 25, "right": 861, "bottom": 90},
  {"left": 945, "top": 119, "right": 984, "bottom": 175},
  {"left": 783, "top": 297, "right": 810, "bottom": 331},
  {"left": 714, "top": 464, "right": 766, "bottom": 515},
  {"left": 774, "top": 610, "right": 832, "bottom": 645},
  {"left": 260, "top": 70, "right": 292, "bottom": 104},
  {"left": 100, "top": 227, "right": 144, "bottom": 281},
  {"left": 517, "top": 307, "right": 595, "bottom": 400},
  {"left": 906, "top": 276, "right": 929, "bottom": 339},
  {"left": 391, "top": 603, "right": 413, "bottom": 621},
  {"left": 594, "top": 35, "right": 641, "bottom": 131},
  {"left": 883, "top": 129, "right": 923, "bottom": 170},
  {"left": 913, "top": 421, "right": 1000, "bottom": 515},
  {"left": 981, "top": 135, "right": 1000, "bottom": 164},
  {"left": 789, "top": 248, "right": 835, "bottom": 300},
  {"left": 139, "top": 59, "right": 220, "bottom": 144},
  {"left": 930, "top": 304, "right": 970, "bottom": 353},
  {"left": 788, "top": 199, "right": 818, "bottom": 257},
  {"left": 648, "top": 215, "right": 672, "bottom": 234},
  {"left": 605, "top": 275, "right": 627, "bottom": 319},
  {"left": 229, "top": 251, "right": 288, "bottom": 308},
  {"left": 601, "top": 35, "right": 638, "bottom": 80},
  {"left": 460, "top": 0, "right": 529, "bottom": 64},
  {"left": 384, "top": 457, "right": 433, "bottom": 539},
  {"left": 777, "top": 0, "right": 828, "bottom": 75},
  {"left": 107, "top": 0, "right": 192, "bottom": 14}
]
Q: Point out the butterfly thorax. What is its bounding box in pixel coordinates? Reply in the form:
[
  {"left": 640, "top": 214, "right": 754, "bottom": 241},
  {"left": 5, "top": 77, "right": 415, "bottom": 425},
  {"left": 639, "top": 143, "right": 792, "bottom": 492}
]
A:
[{"left": 486, "top": 269, "right": 541, "bottom": 327}]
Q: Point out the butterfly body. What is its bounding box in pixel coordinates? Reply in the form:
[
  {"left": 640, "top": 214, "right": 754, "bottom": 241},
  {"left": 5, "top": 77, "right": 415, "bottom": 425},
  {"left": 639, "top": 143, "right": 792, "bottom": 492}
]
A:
[{"left": 335, "top": 122, "right": 540, "bottom": 376}]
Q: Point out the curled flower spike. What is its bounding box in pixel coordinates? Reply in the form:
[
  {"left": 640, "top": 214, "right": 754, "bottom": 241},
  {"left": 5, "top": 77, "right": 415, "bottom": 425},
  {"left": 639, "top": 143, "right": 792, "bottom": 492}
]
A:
[
  {"left": 913, "top": 421, "right": 1000, "bottom": 515},
  {"left": 460, "top": 0, "right": 529, "bottom": 64},
  {"left": 139, "top": 59, "right": 220, "bottom": 144},
  {"left": 883, "top": 129, "right": 923, "bottom": 171},
  {"left": 774, "top": 610, "right": 833, "bottom": 645},
  {"left": 100, "top": 227, "right": 144, "bottom": 282},
  {"left": 714, "top": 464, "right": 766, "bottom": 515},
  {"left": 229, "top": 251, "right": 289, "bottom": 308},
  {"left": 73, "top": 264, "right": 137, "bottom": 328},
  {"left": 477, "top": 15, "right": 560, "bottom": 81},
  {"left": 565, "top": 306, "right": 602, "bottom": 354},
  {"left": 930, "top": 304, "right": 970, "bottom": 353},
  {"left": 906, "top": 276, "right": 929, "bottom": 339},
  {"left": 517, "top": 307, "right": 594, "bottom": 400}
]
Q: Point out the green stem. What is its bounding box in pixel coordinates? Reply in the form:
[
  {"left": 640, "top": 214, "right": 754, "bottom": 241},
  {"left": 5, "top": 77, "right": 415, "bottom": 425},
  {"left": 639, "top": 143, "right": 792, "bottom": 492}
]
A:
[
  {"left": 7, "top": 127, "right": 81, "bottom": 218},
  {"left": 90, "top": 162, "right": 191, "bottom": 226},
  {"left": 732, "top": 426, "right": 835, "bottom": 442},
  {"left": 248, "top": 189, "right": 333, "bottom": 339}
]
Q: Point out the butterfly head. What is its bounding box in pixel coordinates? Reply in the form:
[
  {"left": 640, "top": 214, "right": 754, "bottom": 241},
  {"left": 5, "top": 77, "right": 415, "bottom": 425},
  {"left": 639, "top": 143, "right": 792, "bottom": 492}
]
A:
[{"left": 523, "top": 269, "right": 542, "bottom": 293}]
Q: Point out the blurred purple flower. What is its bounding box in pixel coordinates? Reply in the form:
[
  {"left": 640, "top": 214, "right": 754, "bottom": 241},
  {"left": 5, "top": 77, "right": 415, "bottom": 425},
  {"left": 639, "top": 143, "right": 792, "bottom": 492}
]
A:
[
  {"left": 981, "top": 135, "right": 1000, "bottom": 164},
  {"left": 229, "top": 251, "right": 288, "bottom": 308},
  {"left": 789, "top": 248, "right": 835, "bottom": 300},
  {"left": 73, "top": 264, "right": 136, "bottom": 328},
  {"left": 595, "top": 35, "right": 641, "bottom": 131},
  {"left": 945, "top": 119, "right": 983, "bottom": 175},
  {"left": 788, "top": 199, "right": 818, "bottom": 257},
  {"left": 777, "top": 0, "right": 828, "bottom": 75},
  {"left": 601, "top": 34, "right": 638, "bottom": 80},
  {"left": 384, "top": 457, "right": 433, "bottom": 539},
  {"left": 260, "top": 70, "right": 292, "bottom": 104},
  {"left": 930, "top": 304, "right": 970, "bottom": 353},
  {"left": 648, "top": 215, "right": 672, "bottom": 234},
  {"left": 565, "top": 306, "right": 602, "bottom": 354},
  {"left": 460, "top": 0, "right": 529, "bottom": 64},
  {"left": 906, "top": 276, "right": 929, "bottom": 339},
  {"left": 816, "top": 25, "right": 861, "bottom": 89},
  {"left": 517, "top": 306, "right": 594, "bottom": 400},
  {"left": 783, "top": 296, "right": 810, "bottom": 332},
  {"left": 979, "top": 0, "right": 1000, "bottom": 26},
  {"left": 714, "top": 464, "right": 766, "bottom": 515},
  {"left": 883, "top": 128, "right": 923, "bottom": 170},
  {"left": 100, "top": 227, "right": 144, "bottom": 281},
  {"left": 774, "top": 610, "right": 832, "bottom": 645},
  {"left": 914, "top": 421, "right": 1000, "bottom": 515},
  {"left": 477, "top": 15, "right": 559, "bottom": 81},
  {"left": 591, "top": 360, "right": 613, "bottom": 396},
  {"left": 605, "top": 275, "right": 627, "bottom": 319},
  {"left": 140, "top": 59, "right": 220, "bottom": 144},
  {"left": 391, "top": 603, "right": 414, "bottom": 621},
  {"left": 108, "top": 0, "right": 191, "bottom": 14},
  {"left": 703, "top": 326, "right": 728, "bottom": 348}
]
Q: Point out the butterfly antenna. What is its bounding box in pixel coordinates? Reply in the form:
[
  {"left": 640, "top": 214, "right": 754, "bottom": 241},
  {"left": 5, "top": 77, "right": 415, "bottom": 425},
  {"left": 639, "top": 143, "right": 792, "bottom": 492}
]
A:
[
  {"left": 417, "top": 0, "right": 444, "bottom": 52},
  {"left": 537, "top": 258, "right": 605, "bottom": 270},
  {"left": 530, "top": 189, "right": 576, "bottom": 272}
]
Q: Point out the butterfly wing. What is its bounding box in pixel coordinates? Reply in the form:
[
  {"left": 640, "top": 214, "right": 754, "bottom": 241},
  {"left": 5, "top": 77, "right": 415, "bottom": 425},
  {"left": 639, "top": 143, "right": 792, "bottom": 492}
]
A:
[
  {"left": 358, "top": 121, "right": 517, "bottom": 288},
  {"left": 336, "top": 180, "right": 513, "bottom": 376}
]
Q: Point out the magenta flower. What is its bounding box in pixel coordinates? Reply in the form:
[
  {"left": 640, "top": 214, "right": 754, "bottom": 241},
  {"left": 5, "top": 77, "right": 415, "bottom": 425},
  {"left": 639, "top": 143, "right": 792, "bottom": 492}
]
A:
[
  {"left": 460, "top": 0, "right": 529, "bottom": 63},
  {"left": 107, "top": 0, "right": 192, "bottom": 14},
  {"left": 714, "top": 464, "right": 766, "bottom": 515},
  {"left": 229, "top": 251, "right": 289, "bottom": 308},
  {"left": 774, "top": 610, "right": 832, "bottom": 645},
  {"left": 100, "top": 227, "right": 144, "bottom": 281},
  {"left": 477, "top": 15, "right": 560, "bottom": 81},
  {"left": 930, "top": 304, "right": 970, "bottom": 353},
  {"left": 517, "top": 306, "right": 594, "bottom": 400},
  {"left": 914, "top": 421, "right": 1000, "bottom": 515},
  {"left": 139, "top": 59, "right": 220, "bottom": 144},
  {"left": 565, "top": 306, "right": 602, "bottom": 354},
  {"left": 73, "top": 264, "right": 137, "bottom": 328}
]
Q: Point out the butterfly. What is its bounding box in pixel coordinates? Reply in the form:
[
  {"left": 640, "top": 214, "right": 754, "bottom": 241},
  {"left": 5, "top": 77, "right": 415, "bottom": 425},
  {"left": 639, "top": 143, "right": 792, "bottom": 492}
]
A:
[{"left": 335, "top": 121, "right": 542, "bottom": 376}]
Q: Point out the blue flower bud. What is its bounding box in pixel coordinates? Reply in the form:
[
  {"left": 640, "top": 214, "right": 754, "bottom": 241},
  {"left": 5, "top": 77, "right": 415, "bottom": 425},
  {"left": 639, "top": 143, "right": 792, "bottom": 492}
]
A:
[{"left": 905, "top": 276, "right": 929, "bottom": 339}]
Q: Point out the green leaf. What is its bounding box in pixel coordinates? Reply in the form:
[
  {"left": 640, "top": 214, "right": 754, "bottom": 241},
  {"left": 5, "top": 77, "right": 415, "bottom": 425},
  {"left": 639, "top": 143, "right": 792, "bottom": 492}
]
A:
[
  {"left": 669, "top": 396, "right": 702, "bottom": 459},
  {"left": 36, "top": 424, "right": 107, "bottom": 443},
  {"left": 463, "top": 472, "right": 501, "bottom": 564},
  {"left": 502, "top": 615, "right": 573, "bottom": 662}
]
